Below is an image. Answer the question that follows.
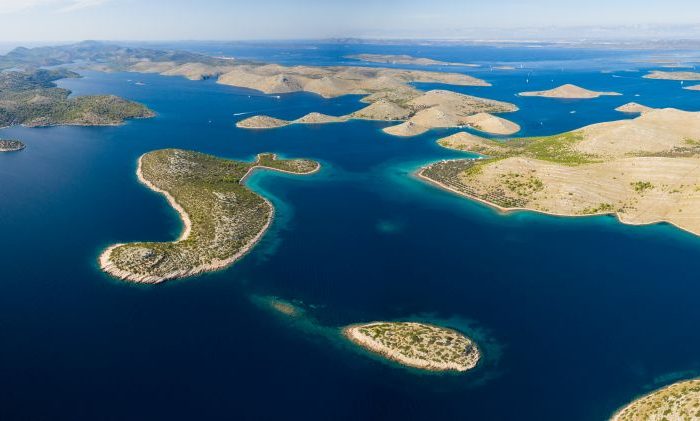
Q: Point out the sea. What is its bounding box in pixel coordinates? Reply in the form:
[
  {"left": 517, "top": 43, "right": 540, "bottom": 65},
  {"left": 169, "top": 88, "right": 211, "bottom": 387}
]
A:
[{"left": 1, "top": 41, "right": 700, "bottom": 420}]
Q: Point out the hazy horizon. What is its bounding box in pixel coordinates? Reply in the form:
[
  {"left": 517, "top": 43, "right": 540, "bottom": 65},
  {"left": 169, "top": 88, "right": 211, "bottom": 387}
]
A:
[{"left": 0, "top": 0, "right": 699, "bottom": 42}]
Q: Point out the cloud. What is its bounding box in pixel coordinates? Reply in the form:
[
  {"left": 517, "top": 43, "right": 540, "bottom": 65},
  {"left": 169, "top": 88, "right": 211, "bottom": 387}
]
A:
[
  {"left": 57, "top": 0, "right": 108, "bottom": 12},
  {"left": 0, "top": 0, "right": 108, "bottom": 14}
]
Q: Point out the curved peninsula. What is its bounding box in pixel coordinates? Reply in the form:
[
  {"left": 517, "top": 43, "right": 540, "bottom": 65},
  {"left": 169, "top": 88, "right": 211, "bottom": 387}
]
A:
[
  {"left": 344, "top": 322, "right": 480, "bottom": 372},
  {"left": 0, "top": 140, "right": 25, "bottom": 152},
  {"left": 100, "top": 149, "right": 320, "bottom": 283},
  {"left": 611, "top": 379, "right": 700, "bottom": 421},
  {"left": 419, "top": 108, "right": 700, "bottom": 237},
  {"left": 519, "top": 84, "right": 621, "bottom": 99}
]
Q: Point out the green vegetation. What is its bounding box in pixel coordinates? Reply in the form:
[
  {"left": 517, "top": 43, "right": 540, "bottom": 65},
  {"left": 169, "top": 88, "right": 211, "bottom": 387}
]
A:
[
  {"left": 438, "top": 131, "right": 597, "bottom": 165},
  {"left": 345, "top": 322, "right": 480, "bottom": 372},
  {"left": 420, "top": 160, "right": 528, "bottom": 208},
  {"left": 101, "top": 149, "right": 319, "bottom": 283},
  {"left": 631, "top": 181, "right": 654, "bottom": 193},
  {"left": 580, "top": 203, "right": 615, "bottom": 215},
  {"left": 516, "top": 132, "right": 598, "bottom": 165},
  {"left": 0, "top": 68, "right": 153, "bottom": 128},
  {"left": 501, "top": 172, "right": 544, "bottom": 197}
]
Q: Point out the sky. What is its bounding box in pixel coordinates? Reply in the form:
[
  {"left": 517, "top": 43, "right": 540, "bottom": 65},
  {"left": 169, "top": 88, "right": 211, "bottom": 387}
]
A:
[{"left": 0, "top": 0, "right": 699, "bottom": 42}]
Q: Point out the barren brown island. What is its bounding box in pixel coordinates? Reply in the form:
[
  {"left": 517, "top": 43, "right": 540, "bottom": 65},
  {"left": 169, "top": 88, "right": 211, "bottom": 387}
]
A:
[
  {"left": 99, "top": 149, "right": 319, "bottom": 283},
  {"left": 419, "top": 108, "right": 700, "bottom": 237},
  {"left": 343, "top": 322, "right": 480, "bottom": 372}
]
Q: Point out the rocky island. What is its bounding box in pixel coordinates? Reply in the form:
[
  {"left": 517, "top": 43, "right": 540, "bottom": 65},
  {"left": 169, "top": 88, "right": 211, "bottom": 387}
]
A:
[
  {"left": 345, "top": 53, "right": 478, "bottom": 67},
  {"left": 0, "top": 68, "right": 153, "bottom": 128},
  {"left": 519, "top": 84, "right": 621, "bottom": 99},
  {"left": 611, "top": 379, "right": 700, "bottom": 421},
  {"left": 238, "top": 89, "right": 518, "bottom": 137},
  {"left": 236, "top": 112, "right": 347, "bottom": 129},
  {"left": 0, "top": 140, "right": 25, "bottom": 152},
  {"left": 100, "top": 149, "right": 320, "bottom": 283},
  {"left": 344, "top": 322, "right": 480, "bottom": 372},
  {"left": 419, "top": 108, "right": 700, "bottom": 237}
]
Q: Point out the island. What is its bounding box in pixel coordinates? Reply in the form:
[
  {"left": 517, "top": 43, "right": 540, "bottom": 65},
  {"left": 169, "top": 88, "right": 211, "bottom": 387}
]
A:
[
  {"left": 236, "top": 112, "right": 347, "bottom": 129},
  {"left": 519, "top": 84, "right": 621, "bottom": 99},
  {"left": 462, "top": 112, "right": 521, "bottom": 135},
  {"left": 0, "top": 140, "right": 25, "bottom": 152},
  {"left": 615, "top": 102, "right": 655, "bottom": 114},
  {"left": 0, "top": 68, "right": 153, "bottom": 128},
  {"left": 238, "top": 89, "right": 518, "bottom": 137},
  {"left": 611, "top": 379, "right": 700, "bottom": 421},
  {"left": 345, "top": 53, "right": 478, "bottom": 67},
  {"left": 99, "top": 149, "right": 320, "bottom": 283},
  {"left": 343, "top": 322, "right": 480, "bottom": 372},
  {"left": 419, "top": 108, "right": 700, "bottom": 237},
  {"left": 644, "top": 70, "right": 700, "bottom": 81}
]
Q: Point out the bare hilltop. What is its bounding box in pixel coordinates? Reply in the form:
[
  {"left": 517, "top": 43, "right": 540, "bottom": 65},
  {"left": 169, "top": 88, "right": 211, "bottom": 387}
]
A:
[{"left": 519, "top": 84, "right": 621, "bottom": 99}]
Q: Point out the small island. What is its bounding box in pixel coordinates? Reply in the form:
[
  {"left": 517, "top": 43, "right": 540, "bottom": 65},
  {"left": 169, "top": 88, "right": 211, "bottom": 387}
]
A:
[
  {"left": 343, "top": 322, "right": 480, "bottom": 372},
  {"left": 644, "top": 70, "right": 700, "bottom": 81},
  {"left": 611, "top": 379, "right": 700, "bottom": 421},
  {"left": 419, "top": 108, "right": 700, "bottom": 237},
  {"left": 236, "top": 112, "right": 347, "bottom": 129},
  {"left": 345, "top": 53, "right": 478, "bottom": 67},
  {"left": 100, "top": 149, "right": 320, "bottom": 283},
  {"left": 519, "top": 84, "right": 621, "bottom": 99},
  {"left": 0, "top": 140, "right": 25, "bottom": 152}
]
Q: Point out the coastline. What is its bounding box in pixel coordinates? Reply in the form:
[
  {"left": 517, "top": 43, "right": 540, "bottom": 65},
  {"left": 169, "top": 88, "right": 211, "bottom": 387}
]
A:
[
  {"left": 610, "top": 378, "right": 700, "bottom": 421},
  {"left": 414, "top": 163, "right": 700, "bottom": 238},
  {"left": 99, "top": 155, "right": 319, "bottom": 284},
  {"left": 342, "top": 324, "right": 479, "bottom": 372}
]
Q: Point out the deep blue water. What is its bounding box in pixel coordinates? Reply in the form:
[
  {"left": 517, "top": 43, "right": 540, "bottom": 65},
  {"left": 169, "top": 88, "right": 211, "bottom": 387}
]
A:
[{"left": 2, "top": 44, "right": 700, "bottom": 420}]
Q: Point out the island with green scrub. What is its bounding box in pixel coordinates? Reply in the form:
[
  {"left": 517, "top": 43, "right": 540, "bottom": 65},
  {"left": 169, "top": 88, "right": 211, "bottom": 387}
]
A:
[
  {"left": 0, "top": 68, "right": 153, "bottom": 128},
  {"left": 418, "top": 108, "right": 700, "bottom": 237},
  {"left": 99, "top": 149, "right": 320, "bottom": 283},
  {"left": 343, "top": 322, "right": 480, "bottom": 372},
  {"left": 0, "top": 140, "right": 25, "bottom": 152},
  {"left": 611, "top": 379, "right": 700, "bottom": 421}
]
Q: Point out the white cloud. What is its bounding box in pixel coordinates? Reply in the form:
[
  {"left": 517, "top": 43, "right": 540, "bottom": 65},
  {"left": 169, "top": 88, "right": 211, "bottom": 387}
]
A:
[{"left": 0, "top": 0, "right": 108, "bottom": 14}]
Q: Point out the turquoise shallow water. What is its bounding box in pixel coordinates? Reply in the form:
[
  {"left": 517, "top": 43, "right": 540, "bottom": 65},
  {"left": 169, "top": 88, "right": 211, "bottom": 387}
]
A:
[{"left": 2, "top": 44, "right": 700, "bottom": 420}]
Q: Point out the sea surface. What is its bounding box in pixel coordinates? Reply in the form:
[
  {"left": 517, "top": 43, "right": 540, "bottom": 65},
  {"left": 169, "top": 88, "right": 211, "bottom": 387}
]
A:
[{"left": 2, "top": 43, "right": 700, "bottom": 420}]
